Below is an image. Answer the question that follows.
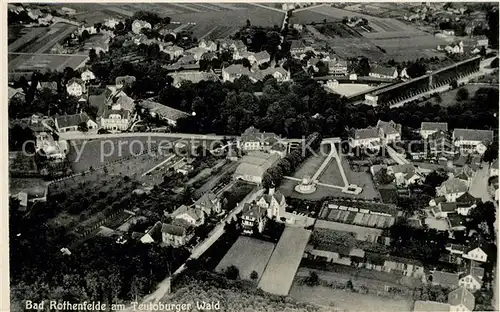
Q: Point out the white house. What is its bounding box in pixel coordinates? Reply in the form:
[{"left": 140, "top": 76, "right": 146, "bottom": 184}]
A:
[
  {"left": 459, "top": 263, "right": 484, "bottom": 292},
  {"left": 436, "top": 178, "right": 468, "bottom": 202},
  {"left": 162, "top": 45, "right": 184, "bottom": 59},
  {"left": 238, "top": 126, "right": 280, "bottom": 152},
  {"left": 255, "top": 188, "right": 286, "bottom": 220},
  {"left": 186, "top": 47, "right": 209, "bottom": 61},
  {"left": 241, "top": 202, "right": 267, "bottom": 234},
  {"left": 369, "top": 66, "right": 398, "bottom": 79},
  {"left": 138, "top": 100, "right": 190, "bottom": 127},
  {"left": 448, "top": 287, "right": 475, "bottom": 312},
  {"left": 66, "top": 78, "right": 86, "bottom": 97},
  {"left": 233, "top": 151, "right": 280, "bottom": 184},
  {"left": 349, "top": 127, "right": 381, "bottom": 150},
  {"left": 388, "top": 164, "right": 421, "bottom": 187},
  {"left": 54, "top": 113, "right": 98, "bottom": 133},
  {"left": 455, "top": 192, "right": 479, "bottom": 216},
  {"left": 377, "top": 120, "right": 402, "bottom": 144},
  {"left": 420, "top": 122, "right": 448, "bottom": 139},
  {"left": 132, "top": 20, "right": 152, "bottom": 34},
  {"left": 169, "top": 205, "right": 205, "bottom": 227},
  {"left": 198, "top": 39, "right": 217, "bottom": 52},
  {"left": 453, "top": 128, "right": 494, "bottom": 154},
  {"left": 104, "top": 18, "right": 120, "bottom": 29},
  {"left": 100, "top": 104, "right": 130, "bottom": 132},
  {"left": 252, "top": 51, "right": 271, "bottom": 65},
  {"left": 462, "top": 246, "right": 488, "bottom": 263},
  {"left": 80, "top": 69, "right": 96, "bottom": 82},
  {"left": 194, "top": 192, "right": 221, "bottom": 215},
  {"left": 329, "top": 59, "right": 348, "bottom": 75}
]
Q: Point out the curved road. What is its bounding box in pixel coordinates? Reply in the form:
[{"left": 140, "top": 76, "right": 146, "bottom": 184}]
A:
[{"left": 58, "top": 131, "right": 237, "bottom": 142}]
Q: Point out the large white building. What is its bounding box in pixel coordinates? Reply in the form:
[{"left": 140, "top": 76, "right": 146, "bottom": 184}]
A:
[
  {"left": 421, "top": 122, "right": 448, "bottom": 139},
  {"left": 453, "top": 128, "right": 494, "bottom": 154},
  {"left": 100, "top": 104, "right": 131, "bottom": 132},
  {"left": 54, "top": 113, "right": 98, "bottom": 133},
  {"left": 233, "top": 151, "right": 280, "bottom": 184},
  {"left": 132, "top": 19, "right": 151, "bottom": 34},
  {"left": 348, "top": 128, "right": 381, "bottom": 150}
]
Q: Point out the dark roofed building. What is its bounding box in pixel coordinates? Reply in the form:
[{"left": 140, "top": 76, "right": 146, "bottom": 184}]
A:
[
  {"left": 138, "top": 100, "right": 190, "bottom": 126},
  {"left": 369, "top": 66, "right": 398, "bottom": 79},
  {"left": 431, "top": 270, "right": 459, "bottom": 288},
  {"left": 161, "top": 222, "right": 192, "bottom": 247},
  {"left": 54, "top": 112, "right": 98, "bottom": 133}
]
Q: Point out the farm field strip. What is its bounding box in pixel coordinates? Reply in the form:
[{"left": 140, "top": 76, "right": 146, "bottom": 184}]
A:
[
  {"left": 258, "top": 227, "right": 311, "bottom": 296},
  {"left": 315, "top": 219, "right": 383, "bottom": 242}
]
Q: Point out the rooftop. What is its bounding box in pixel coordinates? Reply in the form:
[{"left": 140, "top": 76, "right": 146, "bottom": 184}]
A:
[
  {"left": 448, "top": 287, "right": 475, "bottom": 311},
  {"left": 431, "top": 270, "right": 459, "bottom": 287},
  {"left": 139, "top": 100, "right": 190, "bottom": 122},
  {"left": 421, "top": 122, "right": 448, "bottom": 132},
  {"left": 453, "top": 128, "right": 494, "bottom": 143}
]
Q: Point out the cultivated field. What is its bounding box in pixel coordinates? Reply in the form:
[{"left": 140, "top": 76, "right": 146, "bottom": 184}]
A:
[
  {"left": 258, "top": 227, "right": 311, "bottom": 296},
  {"left": 215, "top": 236, "right": 275, "bottom": 282},
  {"left": 8, "top": 53, "right": 88, "bottom": 73},
  {"left": 317, "top": 206, "right": 395, "bottom": 230},
  {"left": 315, "top": 219, "right": 383, "bottom": 242}
]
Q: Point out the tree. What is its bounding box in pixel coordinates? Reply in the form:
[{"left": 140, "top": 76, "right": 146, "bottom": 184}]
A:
[
  {"left": 342, "top": 16, "right": 349, "bottom": 24},
  {"left": 78, "top": 122, "right": 88, "bottom": 132},
  {"left": 356, "top": 57, "right": 371, "bottom": 76},
  {"left": 242, "top": 58, "right": 251, "bottom": 69},
  {"left": 373, "top": 168, "right": 394, "bottom": 185},
  {"left": 491, "top": 57, "right": 499, "bottom": 68},
  {"left": 346, "top": 279, "right": 354, "bottom": 290},
  {"left": 246, "top": 19, "right": 251, "bottom": 28},
  {"left": 88, "top": 48, "right": 98, "bottom": 63},
  {"left": 456, "top": 87, "right": 469, "bottom": 101},
  {"left": 225, "top": 265, "right": 239, "bottom": 280},
  {"left": 250, "top": 270, "right": 258, "bottom": 280},
  {"left": 483, "top": 140, "right": 498, "bottom": 163},
  {"left": 81, "top": 29, "right": 90, "bottom": 41}
]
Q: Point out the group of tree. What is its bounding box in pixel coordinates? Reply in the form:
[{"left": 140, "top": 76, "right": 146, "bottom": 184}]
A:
[
  {"left": 232, "top": 25, "right": 284, "bottom": 61},
  {"left": 262, "top": 132, "right": 322, "bottom": 189}
]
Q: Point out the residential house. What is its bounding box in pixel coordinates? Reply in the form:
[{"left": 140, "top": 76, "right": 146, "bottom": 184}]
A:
[
  {"left": 38, "top": 14, "right": 53, "bottom": 25},
  {"left": 413, "top": 300, "right": 450, "bottom": 312},
  {"left": 198, "top": 39, "right": 217, "bottom": 52},
  {"left": 54, "top": 112, "right": 98, "bottom": 133},
  {"left": 369, "top": 66, "right": 398, "bottom": 79},
  {"left": 251, "top": 51, "right": 271, "bottom": 65},
  {"left": 115, "top": 75, "right": 136, "bottom": 88},
  {"left": 186, "top": 46, "right": 209, "bottom": 61},
  {"left": 162, "top": 45, "right": 184, "bottom": 59},
  {"left": 476, "top": 37, "right": 488, "bottom": 47},
  {"left": 491, "top": 159, "right": 499, "bottom": 177},
  {"left": 140, "top": 221, "right": 163, "bottom": 244},
  {"left": 169, "top": 205, "right": 205, "bottom": 227},
  {"left": 436, "top": 178, "right": 468, "bottom": 202},
  {"left": 8, "top": 87, "right": 25, "bottom": 104},
  {"left": 78, "top": 24, "right": 97, "bottom": 35},
  {"left": 455, "top": 192, "right": 479, "bottom": 216},
  {"left": 222, "top": 64, "right": 249, "bottom": 82},
  {"left": 241, "top": 202, "right": 267, "bottom": 234},
  {"left": 442, "top": 29, "right": 455, "bottom": 36},
  {"left": 201, "top": 51, "right": 217, "bottom": 61},
  {"left": 377, "top": 120, "right": 402, "bottom": 144},
  {"left": 217, "top": 39, "right": 247, "bottom": 53},
  {"left": 255, "top": 188, "right": 286, "bottom": 220},
  {"left": 27, "top": 8, "right": 43, "bottom": 20},
  {"left": 81, "top": 69, "right": 96, "bottom": 82},
  {"left": 445, "top": 43, "right": 464, "bottom": 54},
  {"left": 429, "top": 130, "right": 455, "bottom": 156},
  {"left": 432, "top": 202, "right": 457, "bottom": 218},
  {"left": 348, "top": 127, "right": 381, "bottom": 150},
  {"left": 421, "top": 122, "right": 448, "bottom": 139},
  {"left": 455, "top": 165, "right": 475, "bottom": 188},
  {"left": 194, "top": 192, "right": 221, "bottom": 215},
  {"left": 453, "top": 129, "right": 493, "bottom": 154},
  {"left": 329, "top": 59, "right": 348, "bottom": 75},
  {"left": 36, "top": 81, "right": 58, "bottom": 93},
  {"left": 462, "top": 246, "right": 487, "bottom": 263},
  {"left": 100, "top": 104, "right": 130, "bottom": 132},
  {"left": 132, "top": 20, "right": 152, "bottom": 34},
  {"left": 233, "top": 151, "right": 280, "bottom": 184},
  {"left": 237, "top": 126, "right": 280, "bottom": 152},
  {"left": 446, "top": 244, "right": 468, "bottom": 256},
  {"left": 83, "top": 34, "right": 110, "bottom": 54},
  {"left": 431, "top": 270, "right": 459, "bottom": 289},
  {"left": 448, "top": 287, "right": 475, "bottom": 312},
  {"left": 60, "top": 7, "right": 76, "bottom": 15},
  {"left": 447, "top": 214, "right": 467, "bottom": 232},
  {"left": 270, "top": 142, "right": 288, "bottom": 158},
  {"left": 175, "top": 55, "right": 197, "bottom": 65},
  {"left": 458, "top": 261, "right": 484, "bottom": 292},
  {"left": 170, "top": 71, "right": 219, "bottom": 88},
  {"left": 382, "top": 256, "right": 425, "bottom": 278},
  {"left": 104, "top": 18, "right": 120, "bottom": 29},
  {"left": 138, "top": 100, "right": 190, "bottom": 126},
  {"left": 388, "top": 164, "right": 421, "bottom": 187},
  {"left": 66, "top": 78, "right": 85, "bottom": 97},
  {"left": 161, "top": 223, "right": 193, "bottom": 247}
]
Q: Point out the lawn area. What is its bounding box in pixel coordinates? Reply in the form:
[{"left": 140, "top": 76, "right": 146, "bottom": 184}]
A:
[
  {"left": 290, "top": 154, "right": 327, "bottom": 179},
  {"left": 318, "top": 158, "right": 345, "bottom": 187},
  {"left": 431, "top": 84, "right": 499, "bottom": 107},
  {"left": 258, "top": 227, "right": 311, "bottom": 296},
  {"left": 290, "top": 282, "right": 413, "bottom": 312},
  {"left": 215, "top": 236, "right": 275, "bottom": 282},
  {"left": 341, "top": 157, "right": 380, "bottom": 200},
  {"left": 328, "top": 84, "right": 376, "bottom": 97}
]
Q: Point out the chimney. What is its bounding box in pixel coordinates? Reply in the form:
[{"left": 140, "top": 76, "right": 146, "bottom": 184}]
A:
[{"left": 269, "top": 187, "right": 275, "bottom": 196}]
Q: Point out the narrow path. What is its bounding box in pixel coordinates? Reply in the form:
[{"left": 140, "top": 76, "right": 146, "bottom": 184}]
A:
[
  {"left": 247, "top": 3, "right": 285, "bottom": 13},
  {"left": 141, "top": 154, "right": 175, "bottom": 177}
]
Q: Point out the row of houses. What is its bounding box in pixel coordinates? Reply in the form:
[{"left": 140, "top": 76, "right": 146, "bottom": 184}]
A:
[{"left": 349, "top": 119, "right": 402, "bottom": 150}]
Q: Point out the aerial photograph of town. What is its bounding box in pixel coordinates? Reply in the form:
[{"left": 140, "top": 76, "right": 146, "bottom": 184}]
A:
[{"left": 6, "top": 1, "right": 499, "bottom": 311}]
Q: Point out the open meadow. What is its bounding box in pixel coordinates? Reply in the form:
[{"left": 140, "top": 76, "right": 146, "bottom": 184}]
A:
[{"left": 215, "top": 236, "right": 275, "bottom": 282}]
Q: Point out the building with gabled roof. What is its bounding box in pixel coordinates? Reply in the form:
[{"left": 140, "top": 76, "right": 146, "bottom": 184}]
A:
[
  {"left": 233, "top": 151, "right": 280, "bottom": 184},
  {"left": 169, "top": 204, "right": 205, "bottom": 227},
  {"left": 462, "top": 245, "right": 487, "bottom": 263},
  {"left": 490, "top": 159, "right": 499, "bottom": 177},
  {"left": 8, "top": 87, "right": 25, "bottom": 103},
  {"left": 138, "top": 99, "right": 190, "bottom": 126},
  {"left": 140, "top": 221, "right": 163, "bottom": 244},
  {"left": 170, "top": 71, "right": 219, "bottom": 88},
  {"left": 194, "top": 192, "right": 221, "bottom": 215},
  {"left": 161, "top": 222, "right": 192, "bottom": 247},
  {"left": 54, "top": 112, "right": 98, "bottom": 133},
  {"left": 421, "top": 122, "right": 448, "bottom": 139},
  {"left": 448, "top": 286, "right": 475, "bottom": 312},
  {"left": 377, "top": 120, "right": 402, "bottom": 144},
  {"left": 66, "top": 78, "right": 85, "bottom": 97},
  {"left": 132, "top": 19, "right": 152, "bottom": 34},
  {"left": 455, "top": 192, "right": 479, "bottom": 216},
  {"left": 453, "top": 128, "right": 494, "bottom": 154},
  {"left": 436, "top": 178, "right": 468, "bottom": 202},
  {"left": 413, "top": 300, "right": 450, "bottom": 312},
  {"left": 459, "top": 261, "right": 484, "bottom": 292},
  {"left": 369, "top": 66, "right": 398, "bottom": 79},
  {"left": 237, "top": 126, "right": 281, "bottom": 152},
  {"left": 241, "top": 202, "right": 267, "bottom": 234},
  {"left": 348, "top": 127, "right": 381, "bottom": 150},
  {"left": 115, "top": 75, "right": 136, "bottom": 87}
]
